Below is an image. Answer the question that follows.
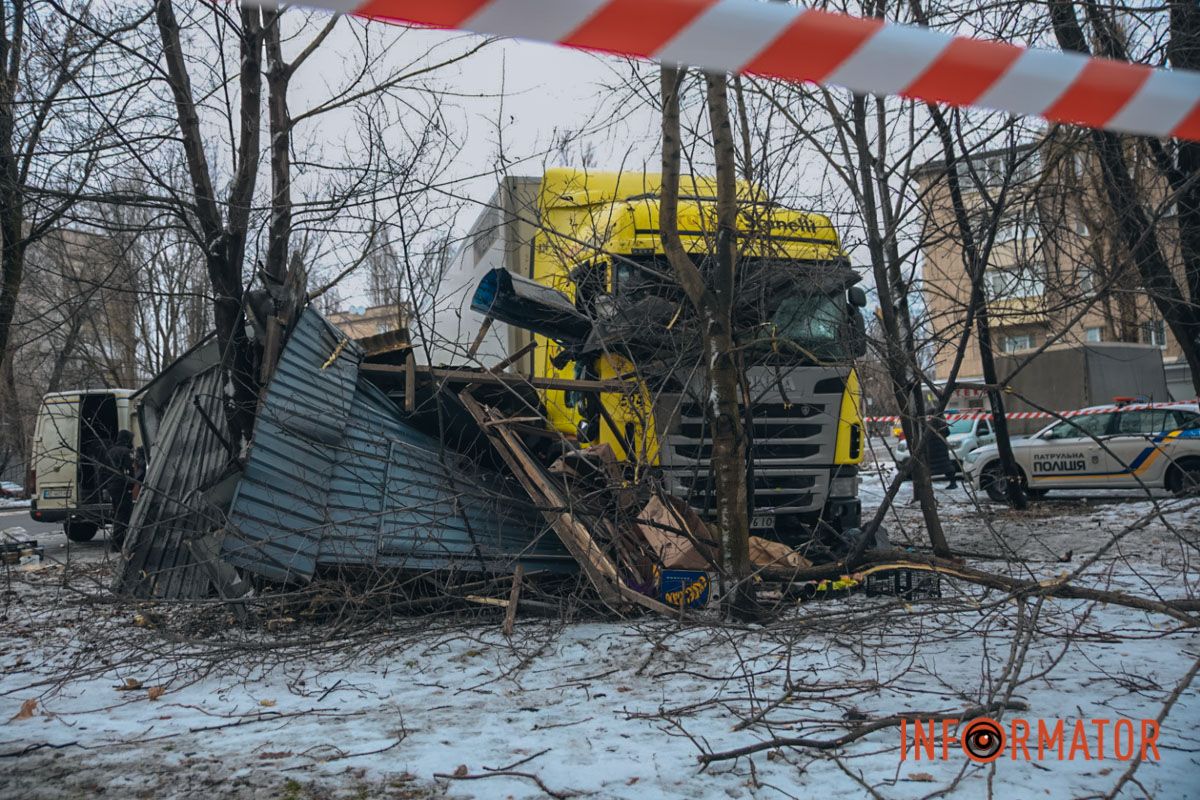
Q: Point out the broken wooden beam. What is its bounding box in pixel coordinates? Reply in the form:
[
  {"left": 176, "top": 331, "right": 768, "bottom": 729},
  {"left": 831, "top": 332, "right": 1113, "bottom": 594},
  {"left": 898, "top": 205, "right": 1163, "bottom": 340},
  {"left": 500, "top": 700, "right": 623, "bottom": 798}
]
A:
[
  {"left": 404, "top": 350, "right": 416, "bottom": 412},
  {"left": 458, "top": 390, "right": 626, "bottom": 608},
  {"left": 362, "top": 363, "right": 629, "bottom": 393},
  {"left": 503, "top": 565, "right": 524, "bottom": 636},
  {"left": 467, "top": 316, "right": 493, "bottom": 359}
]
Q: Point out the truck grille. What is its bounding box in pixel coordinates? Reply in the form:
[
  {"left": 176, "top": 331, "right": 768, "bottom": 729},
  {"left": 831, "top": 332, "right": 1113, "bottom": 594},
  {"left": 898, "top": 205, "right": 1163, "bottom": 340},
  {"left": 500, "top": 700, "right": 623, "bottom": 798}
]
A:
[{"left": 663, "top": 398, "right": 838, "bottom": 516}]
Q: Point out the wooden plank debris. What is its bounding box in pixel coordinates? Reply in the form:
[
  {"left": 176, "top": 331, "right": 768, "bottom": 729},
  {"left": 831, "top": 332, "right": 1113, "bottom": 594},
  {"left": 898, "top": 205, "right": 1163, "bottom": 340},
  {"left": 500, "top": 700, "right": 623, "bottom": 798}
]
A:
[
  {"left": 404, "top": 350, "right": 416, "bottom": 412},
  {"left": 503, "top": 565, "right": 524, "bottom": 636},
  {"left": 362, "top": 362, "right": 629, "bottom": 393},
  {"left": 458, "top": 390, "right": 626, "bottom": 608},
  {"left": 467, "top": 316, "right": 493, "bottom": 359}
]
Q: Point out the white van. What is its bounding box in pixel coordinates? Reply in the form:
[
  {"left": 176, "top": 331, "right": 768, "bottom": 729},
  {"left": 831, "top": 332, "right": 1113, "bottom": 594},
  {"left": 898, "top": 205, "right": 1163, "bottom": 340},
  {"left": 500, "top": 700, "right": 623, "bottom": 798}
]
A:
[{"left": 29, "top": 389, "right": 138, "bottom": 541}]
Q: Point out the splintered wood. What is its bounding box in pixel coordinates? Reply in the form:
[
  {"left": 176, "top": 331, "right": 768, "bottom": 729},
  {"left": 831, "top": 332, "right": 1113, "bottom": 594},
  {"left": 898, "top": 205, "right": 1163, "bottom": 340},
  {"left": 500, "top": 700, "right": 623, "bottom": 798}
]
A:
[{"left": 458, "top": 390, "right": 673, "bottom": 617}]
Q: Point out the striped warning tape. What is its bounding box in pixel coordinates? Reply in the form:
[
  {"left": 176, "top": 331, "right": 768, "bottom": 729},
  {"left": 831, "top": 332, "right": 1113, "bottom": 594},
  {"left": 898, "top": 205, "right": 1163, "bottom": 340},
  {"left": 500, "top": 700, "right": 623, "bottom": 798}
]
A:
[
  {"left": 865, "top": 401, "right": 1198, "bottom": 424},
  {"left": 287, "top": 0, "right": 1200, "bottom": 140}
]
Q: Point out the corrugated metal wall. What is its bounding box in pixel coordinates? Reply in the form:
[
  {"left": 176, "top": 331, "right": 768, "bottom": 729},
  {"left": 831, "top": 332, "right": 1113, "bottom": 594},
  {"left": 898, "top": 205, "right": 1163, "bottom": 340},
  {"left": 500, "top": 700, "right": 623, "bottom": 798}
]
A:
[
  {"left": 114, "top": 364, "right": 232, "bottom": 598},
  {"left": 222, "top": 308, "right": 573, "bottom": 584}
]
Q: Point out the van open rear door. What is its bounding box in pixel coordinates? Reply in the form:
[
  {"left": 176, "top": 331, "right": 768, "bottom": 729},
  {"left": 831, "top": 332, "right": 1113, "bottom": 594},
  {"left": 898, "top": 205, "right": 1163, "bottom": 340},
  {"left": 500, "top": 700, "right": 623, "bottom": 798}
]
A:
[{"left": 32, "top": 394, "right": 81, "bottom": 513}]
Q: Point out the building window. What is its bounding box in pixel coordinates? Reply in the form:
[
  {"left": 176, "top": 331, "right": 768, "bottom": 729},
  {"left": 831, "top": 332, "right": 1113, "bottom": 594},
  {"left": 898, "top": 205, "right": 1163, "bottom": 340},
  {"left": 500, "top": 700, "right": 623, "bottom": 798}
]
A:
[
  {"left": 1085, "top": 326, "right": 1103, "bottom": 343},
  {"left": 985, "top": 263, "right": 1046, "bottom": 300},
  {"left": 1013, "top": 150, "right": 1041, "bottom": 182},
  {"left": 1079, "top": 267, "right": 1095, "bottom": 293},
  {"left": 1003, "top": 333, "right": 1035, "bottom": 352},
  {"left": 995, "top": 209, "right": 1039, "bottom": 243},
  {"left": 1142, "top": 320, "right": 1167, "bottom": 348},
  {"left": 1074, "top": 152, "right": 1088, "bottom": 180}
]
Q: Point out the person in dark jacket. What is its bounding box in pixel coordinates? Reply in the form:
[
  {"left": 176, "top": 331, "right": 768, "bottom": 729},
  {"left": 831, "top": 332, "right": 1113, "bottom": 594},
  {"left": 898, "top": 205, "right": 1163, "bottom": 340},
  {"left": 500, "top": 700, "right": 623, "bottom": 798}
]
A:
[
  {"left": 913, "top": 415, "right": 956, "bottom": 500},
  {"left": 105, "top": 430, "right": 135, "bottom": 546},
  {"left": 925, "top": 415, "right": 956, "bottom": 489}
]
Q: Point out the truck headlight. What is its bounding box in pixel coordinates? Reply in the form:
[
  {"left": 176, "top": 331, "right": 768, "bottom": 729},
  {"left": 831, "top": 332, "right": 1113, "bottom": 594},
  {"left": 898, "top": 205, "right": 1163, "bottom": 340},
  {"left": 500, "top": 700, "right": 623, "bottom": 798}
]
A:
[{"left": 830, "top": 475, "right": 858, "bottom": 497}]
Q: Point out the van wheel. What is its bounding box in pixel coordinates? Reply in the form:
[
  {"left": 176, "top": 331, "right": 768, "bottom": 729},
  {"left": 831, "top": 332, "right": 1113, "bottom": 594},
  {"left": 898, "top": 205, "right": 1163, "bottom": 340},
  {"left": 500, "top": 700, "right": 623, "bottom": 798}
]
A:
[
  {"left": 64, "top": 522, "right": 98, "bottom": 542},
  {"left": 1167, "top": 459, "right": 1200, "bottom": 497},
  {"left": 981, "top": 463, "right": 1028, "bottom": 504}
]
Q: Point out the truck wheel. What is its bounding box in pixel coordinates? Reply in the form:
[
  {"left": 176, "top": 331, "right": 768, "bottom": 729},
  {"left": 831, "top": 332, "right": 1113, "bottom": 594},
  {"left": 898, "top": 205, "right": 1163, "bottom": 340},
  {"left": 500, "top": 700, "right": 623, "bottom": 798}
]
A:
[
  {"left": 64, "top": 522, "right": 98, "bottom": 542},
  {"left": 1168, "top": 459, "right": 1200, "bottom": 497}
]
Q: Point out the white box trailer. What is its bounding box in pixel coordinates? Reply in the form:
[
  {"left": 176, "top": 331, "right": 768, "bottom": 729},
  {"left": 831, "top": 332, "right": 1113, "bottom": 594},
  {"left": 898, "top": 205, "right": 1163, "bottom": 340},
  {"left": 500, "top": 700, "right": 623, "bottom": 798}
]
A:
[
  {"left": 409, "top": 176, "right": 540, "bottom": 372},
  {"left": 29, "top": 389, "right": 137, "bottom": 541}
]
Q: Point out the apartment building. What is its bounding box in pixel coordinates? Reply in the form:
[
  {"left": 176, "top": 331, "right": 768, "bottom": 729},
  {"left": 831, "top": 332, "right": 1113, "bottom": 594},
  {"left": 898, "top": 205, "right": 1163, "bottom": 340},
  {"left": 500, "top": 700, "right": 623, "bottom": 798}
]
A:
[
  {"left": 1, "top": 227, "right": 138, "bottom": 481},
  {"left": 916, "top": 141, "right": 1192, "bottom": 403}
]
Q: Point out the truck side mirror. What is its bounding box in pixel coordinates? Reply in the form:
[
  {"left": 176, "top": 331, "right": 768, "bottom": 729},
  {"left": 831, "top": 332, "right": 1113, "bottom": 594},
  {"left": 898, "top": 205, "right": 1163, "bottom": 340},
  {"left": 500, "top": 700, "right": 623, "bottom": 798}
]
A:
[
  {"left": 848, "top": 286, "right": 867, "bottom": 308},
  {"left": 848, "top": 308, "right": 867, "bottom": 359}
]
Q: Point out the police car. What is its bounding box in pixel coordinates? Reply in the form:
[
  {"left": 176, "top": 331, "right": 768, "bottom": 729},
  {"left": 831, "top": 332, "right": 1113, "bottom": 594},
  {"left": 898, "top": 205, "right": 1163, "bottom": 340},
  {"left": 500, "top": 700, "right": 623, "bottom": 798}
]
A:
[{"left": 962, "top": 401, "right": 1200, "bottom": 502}]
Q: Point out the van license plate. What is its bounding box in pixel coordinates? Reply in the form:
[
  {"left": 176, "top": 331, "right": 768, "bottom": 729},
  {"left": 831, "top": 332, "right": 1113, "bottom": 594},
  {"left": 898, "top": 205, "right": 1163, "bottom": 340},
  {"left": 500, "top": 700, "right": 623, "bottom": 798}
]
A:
[
  {"left": 42, "top": 487, "right": 70, "bottom": 499},
  {"left": 750, "top": 514, "right": 774, "bottom": 530}
]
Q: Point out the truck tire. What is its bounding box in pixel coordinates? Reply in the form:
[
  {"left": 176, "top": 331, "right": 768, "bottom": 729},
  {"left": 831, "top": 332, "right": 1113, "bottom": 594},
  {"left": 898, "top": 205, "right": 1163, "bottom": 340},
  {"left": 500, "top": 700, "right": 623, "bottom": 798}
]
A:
[
  {"left": 1167, "top": 459, "right": 1200, "bottom": 497},
  {"left": 64, "top": 521, "right": 98, "bottom": 542}
]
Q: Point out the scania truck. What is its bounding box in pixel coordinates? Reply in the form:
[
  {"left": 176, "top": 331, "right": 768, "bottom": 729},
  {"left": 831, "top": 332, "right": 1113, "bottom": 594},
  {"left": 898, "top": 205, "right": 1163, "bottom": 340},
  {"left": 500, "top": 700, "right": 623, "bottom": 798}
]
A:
[{"left": 434, "top": 169, "right": 868, "bottom": 551}]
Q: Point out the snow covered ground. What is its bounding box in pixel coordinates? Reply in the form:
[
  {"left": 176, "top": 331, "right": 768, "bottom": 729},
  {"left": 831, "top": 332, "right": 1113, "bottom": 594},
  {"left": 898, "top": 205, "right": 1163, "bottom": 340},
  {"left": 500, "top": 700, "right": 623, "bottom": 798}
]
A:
[{"left": 1, "top": 479, "right": 1198, "bottom": 798}]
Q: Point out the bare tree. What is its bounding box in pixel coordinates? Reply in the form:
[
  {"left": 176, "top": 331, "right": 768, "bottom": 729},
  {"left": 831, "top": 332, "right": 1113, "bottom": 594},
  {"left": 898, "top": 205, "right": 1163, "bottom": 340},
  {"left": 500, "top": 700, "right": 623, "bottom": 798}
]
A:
[
  {"left": 660, "top": 66, "right": 753, "bottom": 618},
  {"left": 153, "top": 0, "right": 263, "bottom": 446},
  {"left": 0, "top": 1, "right": 143, "bottom": 468}
]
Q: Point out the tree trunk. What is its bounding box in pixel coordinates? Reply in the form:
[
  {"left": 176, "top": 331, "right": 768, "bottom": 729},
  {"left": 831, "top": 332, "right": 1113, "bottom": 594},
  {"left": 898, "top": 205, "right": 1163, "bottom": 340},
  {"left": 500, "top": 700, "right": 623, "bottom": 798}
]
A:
[
  {"left": 705, "top": 72, "right": 755, "bottom": 620},
  {"left": 155, "top": 0, "right": 263, "bottom": 447},
  {"left": 848, "top": 94, "right": 951, "bottom": 556},
  {"left": 925, "top": 106, "right": 1027, "bottom": 508},
  {"left": 0, "top": 2, "right": 25, "bottom": 379},
  {"left": 659, "top": 65, "right": 755, "bottom": 618},
  {"left": 263, "top": 10, "right": 291, "bottom": 284}
]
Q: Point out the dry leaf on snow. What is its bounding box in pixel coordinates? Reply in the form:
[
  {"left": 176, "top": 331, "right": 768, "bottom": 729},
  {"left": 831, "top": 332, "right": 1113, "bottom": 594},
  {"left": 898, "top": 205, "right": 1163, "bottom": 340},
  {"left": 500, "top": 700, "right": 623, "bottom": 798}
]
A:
[
  {"left": 146, "top": 686, "right": 166, "bottom": 701},
  {"left": 909, "top": 772, "right": 935, "bottom": 782},
  {"left": 259, "top": 699, "right": 277, "bottom": 707},
  {"left": 117, "top": 678, "right": 143, "bottom": 691},
  {"left": 8, "top": 699, "right": 37, "bottom": 722}
]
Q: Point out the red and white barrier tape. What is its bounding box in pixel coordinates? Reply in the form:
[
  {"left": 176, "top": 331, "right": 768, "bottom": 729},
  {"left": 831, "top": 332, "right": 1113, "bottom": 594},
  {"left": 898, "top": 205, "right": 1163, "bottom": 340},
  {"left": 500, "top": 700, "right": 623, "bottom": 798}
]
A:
[
  {"left": 865, "top": 401, "right": 1197, "bottom": 424},
  {"left": 281, "top": 0, "right": 1200, "bottom": 141}
]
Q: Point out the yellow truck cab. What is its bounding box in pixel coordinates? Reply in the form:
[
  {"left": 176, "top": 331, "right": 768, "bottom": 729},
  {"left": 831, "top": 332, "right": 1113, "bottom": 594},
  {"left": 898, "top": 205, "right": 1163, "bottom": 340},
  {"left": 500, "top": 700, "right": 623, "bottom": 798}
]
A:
[
  {"left": 473, "top": 169, "right": 868, "bottom": 550},
  {"left": 29, "top": 389, "right": 138, "bottom": 541}
]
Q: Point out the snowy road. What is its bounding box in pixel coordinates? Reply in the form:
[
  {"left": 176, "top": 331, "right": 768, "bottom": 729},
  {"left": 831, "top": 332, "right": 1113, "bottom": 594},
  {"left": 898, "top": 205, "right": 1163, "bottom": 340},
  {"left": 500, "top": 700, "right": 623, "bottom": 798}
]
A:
[{"left": 1, "top": 476, "right": 1197, "bottom": 798}]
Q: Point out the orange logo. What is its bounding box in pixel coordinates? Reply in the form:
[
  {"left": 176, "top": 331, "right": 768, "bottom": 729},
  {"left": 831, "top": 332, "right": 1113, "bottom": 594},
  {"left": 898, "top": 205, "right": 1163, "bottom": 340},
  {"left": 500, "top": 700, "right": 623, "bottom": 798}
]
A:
[{"left": 900, "top": 717, "right": 1160, "bottom": 762}]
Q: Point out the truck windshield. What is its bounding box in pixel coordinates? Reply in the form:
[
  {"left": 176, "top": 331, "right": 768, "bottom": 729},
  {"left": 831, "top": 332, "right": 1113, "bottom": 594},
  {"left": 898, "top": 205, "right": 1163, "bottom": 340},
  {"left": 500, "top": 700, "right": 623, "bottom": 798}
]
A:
[{"left": 758, "top": 292, "right": 846, "bottom": 359}]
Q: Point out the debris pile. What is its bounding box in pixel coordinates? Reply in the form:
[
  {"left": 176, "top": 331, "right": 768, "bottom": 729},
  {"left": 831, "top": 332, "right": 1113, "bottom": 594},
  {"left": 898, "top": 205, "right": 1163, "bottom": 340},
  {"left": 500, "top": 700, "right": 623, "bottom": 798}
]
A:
[{"left": 114, "top": 287, "right": 870, "bottom": 619}]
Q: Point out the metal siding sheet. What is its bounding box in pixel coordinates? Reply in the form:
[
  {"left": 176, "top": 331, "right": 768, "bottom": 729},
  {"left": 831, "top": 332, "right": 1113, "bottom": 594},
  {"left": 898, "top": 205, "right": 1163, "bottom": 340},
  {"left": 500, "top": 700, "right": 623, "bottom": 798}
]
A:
[
  {"left": 223, "top": 308, "right": 573, "bottom": 583},
  {"left": 114, "top": 364, "right": 231, "bottom": 598}
]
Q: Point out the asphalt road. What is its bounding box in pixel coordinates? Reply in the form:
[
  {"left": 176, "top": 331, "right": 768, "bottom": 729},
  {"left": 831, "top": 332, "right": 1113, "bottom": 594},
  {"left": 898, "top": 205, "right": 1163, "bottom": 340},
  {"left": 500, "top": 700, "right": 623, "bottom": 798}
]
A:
[
  {"left": 1, "top": 506, "right": 120, "bottom": 568},
  {"left": 0, "top": 507, "right": 57, "bottom": 539}
]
